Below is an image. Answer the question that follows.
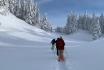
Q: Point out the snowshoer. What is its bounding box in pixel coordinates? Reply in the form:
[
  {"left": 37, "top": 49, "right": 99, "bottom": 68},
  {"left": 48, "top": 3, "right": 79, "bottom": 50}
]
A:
[
  {"left": 56, "top": 36, "right": 65, "bottom": 61},
  {"left": 51, "top": 39, "right": 56, "bottom": 50}
]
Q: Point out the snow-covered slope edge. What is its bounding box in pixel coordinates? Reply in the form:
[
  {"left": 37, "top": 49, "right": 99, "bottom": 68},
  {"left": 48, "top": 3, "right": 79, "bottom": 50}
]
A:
[{"left": 0, "top": 9, "right": 52, "bottom": 47}]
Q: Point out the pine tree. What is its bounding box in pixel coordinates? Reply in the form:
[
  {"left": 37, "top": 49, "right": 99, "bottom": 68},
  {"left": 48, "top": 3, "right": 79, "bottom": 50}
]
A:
[
  {"left": 40, "top": 15, "right": 52, "bottom": 32},
  {"left": 65, "top": 11, "right": 77, "bottom": 34},
  {"left": 25, "top": 2, "right": 40, "bottom": 25},
  {"left": 0, "top": 0, "right": 6, "bottom": 6},
  {"left": 99, "top": 13, "right": 104, "bottom": 34},
  {"left": 78, "top": 13, "right": 89, "bottom": 30},
  {"left": 8, "top": 0, "right": 16, "bottom": 14},
  {"left": 91, "top": 14, "right": 102, "bottom": 40}
]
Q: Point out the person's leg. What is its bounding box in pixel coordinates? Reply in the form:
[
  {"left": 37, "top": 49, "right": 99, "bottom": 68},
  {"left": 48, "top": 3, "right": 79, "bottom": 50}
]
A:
[
  {"left": 58, "top": 50, "right": 61, "bottom": 61},
  {"left": 60, "top": 50, "right": 64, "bottom": 61}
]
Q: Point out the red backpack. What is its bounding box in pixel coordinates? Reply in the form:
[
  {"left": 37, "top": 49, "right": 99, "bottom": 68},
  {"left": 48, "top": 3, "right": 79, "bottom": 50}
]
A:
[{"left": 56, "top": 38, "right": 64, "bottom": 47}]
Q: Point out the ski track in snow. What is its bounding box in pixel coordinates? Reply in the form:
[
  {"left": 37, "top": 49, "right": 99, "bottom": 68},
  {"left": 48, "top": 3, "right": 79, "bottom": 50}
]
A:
[
  {"left": 52, "top": 48, "right": 71, "bottom": 70},
  {"left": 58, "top": 62, "right": 68, "bottom": 70}
]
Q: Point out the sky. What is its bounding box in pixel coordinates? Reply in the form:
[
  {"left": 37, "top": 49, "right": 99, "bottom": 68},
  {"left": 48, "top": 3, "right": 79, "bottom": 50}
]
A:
[{"left": 35, "top": 0, "right": 104, "bottom": 27}]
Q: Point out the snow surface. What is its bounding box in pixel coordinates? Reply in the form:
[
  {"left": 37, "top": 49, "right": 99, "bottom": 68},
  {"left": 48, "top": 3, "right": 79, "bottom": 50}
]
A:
[{"left": 0, "top": 8, "right": 104, "bottom": 70}]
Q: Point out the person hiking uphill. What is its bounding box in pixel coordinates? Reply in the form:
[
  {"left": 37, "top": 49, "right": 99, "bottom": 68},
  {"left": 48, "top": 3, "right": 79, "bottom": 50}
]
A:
[
  {"left": 51, "top": 39, "right": 56, "bottom": 50},
  {"left": 51, "top": 38, "right": 59, "bottom": 56},
  {"left": 56, "top": 36, "right": 65, "bottom": 61}
]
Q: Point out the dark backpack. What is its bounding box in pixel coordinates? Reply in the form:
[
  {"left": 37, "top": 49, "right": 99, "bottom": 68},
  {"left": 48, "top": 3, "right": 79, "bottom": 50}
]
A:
[{"left": 51, "top": 39, "right": 56, "bottom": 45}]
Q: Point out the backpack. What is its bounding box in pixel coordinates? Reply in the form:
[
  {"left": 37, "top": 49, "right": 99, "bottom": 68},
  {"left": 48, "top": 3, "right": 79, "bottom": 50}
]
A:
[{"left": 57, "top": 39, "right": 64, "bottom": 47}]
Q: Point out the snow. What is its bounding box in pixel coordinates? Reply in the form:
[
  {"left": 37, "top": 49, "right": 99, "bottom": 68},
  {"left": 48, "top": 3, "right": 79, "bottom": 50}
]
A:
[
  {"left": 67, "top": 39, "right": 104, "bottom": 70},
  {"left": 0, "top": 9, "right": 51, "bottom": 43},
  {"left": 0, "top": 8, "right": 104, "bottom": 70},
  {"left": 64, "top": 30, "right": 93, "bottom": 41}
]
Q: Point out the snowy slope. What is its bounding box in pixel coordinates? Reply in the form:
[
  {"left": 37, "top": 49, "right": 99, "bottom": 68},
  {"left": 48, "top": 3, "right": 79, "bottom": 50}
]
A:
[
  {"left": 0, "top": 8, "right": 58, "bottom": 70},
  {"left": 0, "top": 8, "right": 53, "bottom": 47}
]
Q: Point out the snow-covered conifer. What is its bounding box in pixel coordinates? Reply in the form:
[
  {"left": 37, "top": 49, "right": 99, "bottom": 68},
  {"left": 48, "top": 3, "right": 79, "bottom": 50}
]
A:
[
  {"left": 91, "top": 14, "right": 102, "bottom": 40},
  {"left": 65, "top": 11, "right": 77, "bottom": 34},
  {"left": 99, "top": 13, "right": 104, "bottom": 34},
  {"left": 40, "top": 15, "right": 52, "bottom": 32}
]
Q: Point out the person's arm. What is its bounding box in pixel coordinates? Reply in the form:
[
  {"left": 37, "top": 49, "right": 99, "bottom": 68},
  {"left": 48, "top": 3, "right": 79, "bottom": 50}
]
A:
[
  {"left": 64, "top": 41, "right": 65, "bottom": 46},
  {"left": 62, "top": 39, "right": 65, "bottom": 46}
]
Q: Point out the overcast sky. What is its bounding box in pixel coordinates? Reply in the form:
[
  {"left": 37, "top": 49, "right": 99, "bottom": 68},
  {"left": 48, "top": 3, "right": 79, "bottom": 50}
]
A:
[{"left": 35, "top": 0, "right": 104, "bottom": 27}]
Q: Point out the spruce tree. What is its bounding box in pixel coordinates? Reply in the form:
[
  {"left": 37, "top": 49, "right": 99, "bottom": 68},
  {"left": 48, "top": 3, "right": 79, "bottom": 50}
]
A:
[
  {"left": 99, "top": 13, "right": 104, "bottom": 34},
  {"left": 65, "top": 11, "right": 77, "bottom": 34},
  {"left": 91, "top": 14, "right": 102, "bottom": 40}
]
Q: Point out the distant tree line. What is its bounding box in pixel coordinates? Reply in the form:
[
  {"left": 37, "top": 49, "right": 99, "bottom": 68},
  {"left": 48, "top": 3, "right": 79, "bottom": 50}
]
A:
[
  {"left": 56, "top": 11, "right": 104, "bottom": 40},
  {"left": 0, "top": 0, "right": 52, "bottom": 32}
]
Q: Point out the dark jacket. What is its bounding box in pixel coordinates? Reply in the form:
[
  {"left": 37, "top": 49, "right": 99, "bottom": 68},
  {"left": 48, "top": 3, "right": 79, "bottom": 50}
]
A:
[
  {"left": 51, "top": 39, "right": 56, "bottom": 45},
  {"left": 56, "top": 38, "right": 65, "bottom": 50}
]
